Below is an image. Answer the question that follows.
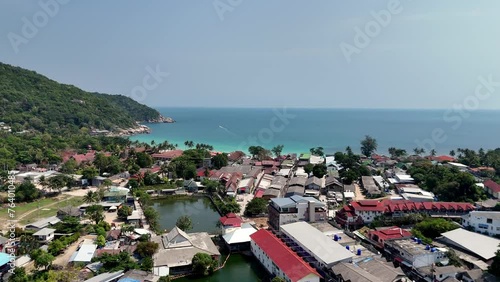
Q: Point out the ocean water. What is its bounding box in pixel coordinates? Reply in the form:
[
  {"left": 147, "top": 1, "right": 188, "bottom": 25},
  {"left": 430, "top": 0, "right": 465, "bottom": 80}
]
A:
[{"left": 129, "top": 108, "right": 500, "bottom": 155}]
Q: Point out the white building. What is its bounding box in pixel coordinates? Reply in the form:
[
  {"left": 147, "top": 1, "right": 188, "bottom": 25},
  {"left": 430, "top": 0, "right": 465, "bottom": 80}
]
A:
[
  {"left": 250, "top": 229, "right": 321, "bottom": 282},
  {"left": 462, "top": 211, "right": 500, "bottom": 237},
  {"left": 268, "top": 196, "right": 327, "bottom": 230},
  {"left": 385, "top": 239, "right": 448, "bottom": 268},
  {"left": 394, "top": 174, "right": 415, "bottom": 184},
  {"left": 33, "top": 228, "right": 56, "bottom": 243},
  {"left": 280, "top": 222, "right": 354, "bottom": 269}
]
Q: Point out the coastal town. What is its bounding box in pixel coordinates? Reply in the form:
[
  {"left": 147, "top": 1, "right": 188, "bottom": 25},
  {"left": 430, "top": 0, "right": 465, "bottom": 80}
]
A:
[{"left": 1, "top": 139, "right": 500, "bottom": 282}]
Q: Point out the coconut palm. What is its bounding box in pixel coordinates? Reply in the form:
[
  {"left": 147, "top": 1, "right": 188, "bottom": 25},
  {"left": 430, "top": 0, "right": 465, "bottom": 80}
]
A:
[{"left": 83, "top": 190, "right": 99, "bottom": 204}]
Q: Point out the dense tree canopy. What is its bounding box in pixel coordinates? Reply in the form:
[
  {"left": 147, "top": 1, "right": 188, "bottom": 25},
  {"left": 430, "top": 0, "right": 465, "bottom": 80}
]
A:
[
  {"left": 192, "top": 253, "right": 218, "bottom": 276},
  {"left": 245, "top": 198, "right": 268, "bottom": 216},
  {"left": 0, "top": 62, "right": 162, "bottom": 135},
  {"left": 408, "top": 160, "right": 487, "bottom": 202},
  {"left": 360, "top": 135, "right": 377, "bottom": 156}
]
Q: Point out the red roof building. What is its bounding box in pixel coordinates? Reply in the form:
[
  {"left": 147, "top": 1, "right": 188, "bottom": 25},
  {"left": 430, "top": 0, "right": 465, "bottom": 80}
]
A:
[
  {"left": 335, "top": 199, "right": 475, "bottom": 227},
  {"left": 250, "top": 229, "right": 321, "bottom": 282},
  {"left": 151, "top": 150, "right": 183, "bottom": 160},
  {"left": 484, "top": 179, "right": 500, "bottom": 198},
  {"left": 219, "top": 213, "right": 243, "bottom": 228},
  {"left": 430, "top": 155, "right": 455, "bottom": 162},
  {"left": 367, "top": 226, "right": 412, "bottom": 249}
]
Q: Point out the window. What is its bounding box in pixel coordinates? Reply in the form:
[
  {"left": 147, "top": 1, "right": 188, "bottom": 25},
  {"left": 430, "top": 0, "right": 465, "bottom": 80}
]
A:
[{"left": 487, "top": 218, "right": 493, "bottom": 224}]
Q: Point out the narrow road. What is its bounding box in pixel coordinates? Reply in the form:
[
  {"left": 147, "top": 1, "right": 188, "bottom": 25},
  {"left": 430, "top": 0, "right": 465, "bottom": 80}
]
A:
[{"left": 354, "top": 183, "right": 365, "bottom": 201}]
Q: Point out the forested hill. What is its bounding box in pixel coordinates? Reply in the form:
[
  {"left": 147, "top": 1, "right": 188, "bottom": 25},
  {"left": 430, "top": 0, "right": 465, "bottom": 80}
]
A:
[{"left": 0, "top": 62, "right": 162, "bottom": 134}]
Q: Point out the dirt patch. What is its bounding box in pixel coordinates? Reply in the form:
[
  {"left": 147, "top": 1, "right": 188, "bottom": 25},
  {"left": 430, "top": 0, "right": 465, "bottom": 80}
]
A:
[{"left": 248, "top": 217, "right": 268, "bottom": 229}]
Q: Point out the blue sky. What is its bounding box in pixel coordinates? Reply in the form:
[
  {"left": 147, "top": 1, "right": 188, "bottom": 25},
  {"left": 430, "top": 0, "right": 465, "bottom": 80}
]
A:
[{"left": 1, "top": 0, "right": 500, "bottom": 109}]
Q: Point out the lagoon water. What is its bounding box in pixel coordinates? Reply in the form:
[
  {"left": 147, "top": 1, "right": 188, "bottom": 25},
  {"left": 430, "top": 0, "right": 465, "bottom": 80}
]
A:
[{"left": 130, "top": 107, "right": 500, "bottom": 155}]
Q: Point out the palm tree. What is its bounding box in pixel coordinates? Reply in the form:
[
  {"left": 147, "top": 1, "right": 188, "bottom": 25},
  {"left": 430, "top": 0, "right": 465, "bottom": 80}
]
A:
[
  {"left": 83, "top": 190, "right": 98, "bottom": 204},
  {"left": 430, "top": 149, "right": 437, "bottom": 156},
  {"left": 449, "top": 150, "right": 456, "bottom": 157}
]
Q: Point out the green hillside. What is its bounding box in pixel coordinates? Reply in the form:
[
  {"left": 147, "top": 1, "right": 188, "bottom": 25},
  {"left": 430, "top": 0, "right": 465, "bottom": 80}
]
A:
[{"left": 0, "top": 62, "right": 162, "bottom": 134}]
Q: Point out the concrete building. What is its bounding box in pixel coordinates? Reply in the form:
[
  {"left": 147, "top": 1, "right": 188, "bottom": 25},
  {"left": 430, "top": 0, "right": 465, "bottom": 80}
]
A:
[
  {"left": 367, "top": 226, "right": 412, "bottom": 249},
  {"left": 268, "top": 195, "right": 327, "bottom": 230},
  {"left": 33, "top": 228, "right": 56, "bottom": 243},
  {"left": 384, "top": 238, "right": 449, "bottom": 268},
  {"left": 331, "top": 258, "right": 408, "bottom": 282},
  {"left": 250, "top": 229, "right": 321, "bottom": 282},
  {"left": 152, "top": 227, "right": 220, "bottom": 276},
  {"left": 437, "top": 228, "right": 500, "bottom": 262},
  {"left": 483, "top": 179, "right": 500, "bottom": 199},
  {"left": 462, "top": 211, "right": 500, "bottom": 237},
  {"left": 280, "top": 222, "right": 354, "bottom": 269}
]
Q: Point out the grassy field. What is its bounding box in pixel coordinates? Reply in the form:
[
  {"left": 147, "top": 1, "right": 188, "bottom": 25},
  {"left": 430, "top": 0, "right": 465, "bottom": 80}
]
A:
[{"left": 0, "top": 195, "right": 83, "bottom": 225}]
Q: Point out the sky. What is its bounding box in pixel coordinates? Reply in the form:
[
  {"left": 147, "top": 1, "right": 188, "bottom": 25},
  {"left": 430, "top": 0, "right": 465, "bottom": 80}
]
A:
[{"left": 1, "top": 1, "right": 500, "bottom": 109}]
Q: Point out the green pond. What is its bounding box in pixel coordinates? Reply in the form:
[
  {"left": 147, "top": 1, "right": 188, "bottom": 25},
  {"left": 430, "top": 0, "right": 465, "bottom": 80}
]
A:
[
  {"left": 152, "top": 196, "right": 269, "bottom": 282},
  {"left": 176, "top": 253, "right": 268, "bottom": 282},
  {"left": 152, "top": 196, "right": 221, "bottom": 234}
]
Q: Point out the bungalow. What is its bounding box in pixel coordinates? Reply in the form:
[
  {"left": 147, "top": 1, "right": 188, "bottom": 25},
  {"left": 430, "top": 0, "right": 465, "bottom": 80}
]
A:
[
  {"left": 57, "top": 206, "right": 83, "bottom": 219},
  {"left": 228, "top": 151, "right": 245, "bottom": 163},
  {"left": 25, "top": 216, "right": 61, "bottom": 231},
  {"left": 184, "top": 179, "right": 203, "bottom": 193},
  {"left": 33, "top": 228, "right": 56, "bottom": 243},
  {"left": 103, "top": 187, "right": 129, "bottom": 203}
]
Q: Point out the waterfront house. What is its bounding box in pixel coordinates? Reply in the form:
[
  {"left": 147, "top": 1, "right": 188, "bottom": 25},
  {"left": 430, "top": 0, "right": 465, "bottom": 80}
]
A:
[
  {"left": 222, "top": 223, "right": 257, "bottom": 252},
  {"left": 33, "top": 228, "right": 56, "bottom": 243},
  {"left": 250, "top": 229, "right": 321, "bottom": 282},
  {"left": 152, "top": 227, "right": 220, "bottom": 276},
  {"left": 268, "top": 196, "right": 327, "bottom": 230},
  {"left": 219, "top": 213, "right": 243, "bottom": 234}
]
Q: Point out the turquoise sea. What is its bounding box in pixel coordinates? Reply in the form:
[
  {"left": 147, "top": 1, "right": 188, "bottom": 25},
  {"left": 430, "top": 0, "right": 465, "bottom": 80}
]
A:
[{"left": 129, "top": 108, "right": 500, "bottom": 155}]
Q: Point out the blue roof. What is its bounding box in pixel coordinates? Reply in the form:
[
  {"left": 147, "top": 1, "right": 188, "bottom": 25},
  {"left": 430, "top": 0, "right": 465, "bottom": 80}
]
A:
[
  {"left": 0, "top": 252, "right": 11, "bottom": 267},
  {"left": 271, "top": 197, "right": 294, "bottom": 207},
  {"left": 118, "top": 278, "right": 140, "bottom": 282}
]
